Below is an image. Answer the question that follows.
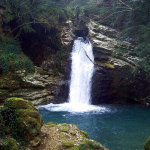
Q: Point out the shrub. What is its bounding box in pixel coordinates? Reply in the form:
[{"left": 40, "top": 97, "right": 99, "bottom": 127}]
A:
[
  {"left": 0, "top": 36, "right": 34, "bottom": 74},
  {"left": 0, "top": 36, "right": 22, "bottom": 54}
]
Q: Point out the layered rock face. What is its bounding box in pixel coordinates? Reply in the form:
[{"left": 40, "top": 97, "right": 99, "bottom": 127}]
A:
[
  {"left": 0, "top": 67, "right": 66, "bottom": 105},
  {"left": 61, "top": 19, "right": 150, "bottom": 105},
  {"left": 87, "top": 20, "right": 150, "bottom": 104},
  {"left": 0, "top": 18, "right": 149, "bottom": 105}
]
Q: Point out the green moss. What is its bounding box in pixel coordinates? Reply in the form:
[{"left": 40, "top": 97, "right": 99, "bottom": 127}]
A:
[
  {"left": 71, "top": 131, "right": 76, "bottom": 136},
  {"left": 0, "top": 138, "right": 18, "bottom": 150},
  {"left": 15, "top": 110, "right": 43, "bottom": 140},
  {"left": 60, "top": 126, "right": 70, "bottom": 132},
  {"left": 4, "top": 97, "right": 37, "bottom": 110},
  {"left": 46, "top": 122, "right": 57, "bottom": 127},
  {"left": 61, "top": 123, "right": 70, "bottom": 127},
  {"left": 2, "top": 98, "right": 43, "bottom": 142},
  {"left": 144, "top": 136, "right": 150, "bottom": 150},
  {"left": 98, "top": 62, "right": 115, "bottom": 69},
  {"left": 60, "top": 133, "right": 68, "bottom": 139},
  {"left": 62, "top": 141, "right": 74, "bottom": 148},
  {"left": 30, "top": 136, "right": 41, "bottom": 147},
  {"left": 72, "top": 140, "right": 102, "bottom": 150},
  {"left": 16, "top": 109, "right": 41, "bottom": 120},
  {"left": 80, "top": 130, "right": 89, "bottom": 138},
  {"left": 8, "top": 138, "right": 18, "bottom": 150}
]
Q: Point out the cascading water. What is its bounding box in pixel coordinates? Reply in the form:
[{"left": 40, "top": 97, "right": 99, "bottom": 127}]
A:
[
  {"left": 38, "top": 37, "right": 108, "bottom": 112},
  {"left": 68, "top": 37, "right": 94, "bottom": 105}
]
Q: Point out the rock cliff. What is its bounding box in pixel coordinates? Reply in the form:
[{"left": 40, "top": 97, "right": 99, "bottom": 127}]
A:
[{"left": 61, "top": 19, "right": 150, "bottom": 105}]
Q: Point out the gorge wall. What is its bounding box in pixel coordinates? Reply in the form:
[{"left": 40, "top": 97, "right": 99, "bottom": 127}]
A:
[
  {"left": 0, "top": 16, "right": 150, "bottom": 106},
  {"left": 60, "top": 19, "right": 150, "bottom": 105}
]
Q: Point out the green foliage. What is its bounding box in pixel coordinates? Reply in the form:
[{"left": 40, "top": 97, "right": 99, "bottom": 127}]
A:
[
  {"left": 112, "top": 47, "right": 127, "bottom": 57},
  {"left": 0, "top": 0, "right": 74, "bottom": 35},
  {"left": 0, "top": 36, "right": 34, "bottom": 74},
  {"left": 51, "top": 47, "right": 67, "bottom": 74},
  {"left": 72, "top": 140, "right": 102, "bottom": 150},
  {"left": 0, "top": 107, "right": 19, "bottom": 138},
  {"left": 8, "top": 138, "right": 18, "bottom": 150},
  {"left": 0, "top": 36, "right": 22, "bottom": 54},
  {"left": 0, "top": 54, "right": 10, "bottom": 74},
  {"left": 1, "top": 0, "right": 150, "bottom": 73},
  {"left": 95, "top": 0, "right": 150, "bottom": 73}
]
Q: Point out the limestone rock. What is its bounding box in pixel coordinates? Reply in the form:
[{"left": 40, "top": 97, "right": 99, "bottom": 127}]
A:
[
  {"left": 61, "top": 20, "right": 75, "bottom": 46},
  {"left": 37, "top": 122, "right": 109, "bottom": 150},
  {"left": 87, "top": 20, "right": 138, "bottom": 68},
  {"left": 0, "top": 66, "right": 66, "bottom": 105}
]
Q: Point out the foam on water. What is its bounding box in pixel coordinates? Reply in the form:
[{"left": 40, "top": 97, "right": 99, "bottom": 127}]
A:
[{"left": 38, "top": 103, "right": 110, "bottom": 113}]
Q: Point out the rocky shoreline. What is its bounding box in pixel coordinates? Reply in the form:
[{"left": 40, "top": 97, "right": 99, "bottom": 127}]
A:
[{"left": 0, "top": 97, "right": 109, "bottom": 150}]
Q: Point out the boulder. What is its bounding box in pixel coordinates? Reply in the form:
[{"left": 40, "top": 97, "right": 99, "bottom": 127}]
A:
[{"left": 1, "top": 97, "right": 43, "bottom": 141}]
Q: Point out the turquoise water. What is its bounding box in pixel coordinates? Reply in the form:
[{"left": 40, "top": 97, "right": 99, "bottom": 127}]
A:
[{"left": 38, "top": 105, "right": 150, "bottom": 150}]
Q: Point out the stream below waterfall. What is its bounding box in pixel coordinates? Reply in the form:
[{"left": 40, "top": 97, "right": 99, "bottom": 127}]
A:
[
  {"left": 38, "top": 38, "right": 150, "bottom": 150},
  {"left": 39, "top": 105, "right": 150, "bottom": 150}
]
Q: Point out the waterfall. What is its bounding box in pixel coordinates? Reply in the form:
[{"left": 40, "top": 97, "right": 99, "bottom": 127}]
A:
[
  {"left": 68, "top": 37, "right": 94, "bottom": 105},
  {"left": 38, "top": 37, "right": 107, "bottom": 112}
]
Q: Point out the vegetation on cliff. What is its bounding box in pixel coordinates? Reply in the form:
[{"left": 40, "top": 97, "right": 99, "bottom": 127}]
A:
[
  {"left": 0, "top": 0, "right": 74, "bottom": 75},
  {"left": 0, "top": 0, "right": 150, "bottom": 73},
  {"left": 0, "top": 36, "right": 33, "bottom": 74}
]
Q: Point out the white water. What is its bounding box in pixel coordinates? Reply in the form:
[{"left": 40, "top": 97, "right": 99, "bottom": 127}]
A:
[
  {"left": 38, "top": 37, "right": 109, "bottom": 113},
  {"left": 68, "top": 37, "right": 94, "bottom": 105}
]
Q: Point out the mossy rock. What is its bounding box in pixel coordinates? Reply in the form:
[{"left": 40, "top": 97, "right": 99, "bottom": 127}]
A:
[
  {"left": 71, "top": 140, "right": 106, "bottom": 150},
  {"left": 144, "top": 136, "right": 150, "bottom": 150},
  {"left": 4, "top": 97, "right": 37, "bottom": 110},
  {"left": 62, "top": 141, "right": 74, "bottom": 148},
  {"left": 0, "top": 138, "right": 18, "bottom": 150},
  {"left": 2, "top": 97, "right": 43, "bottom": 141},
  {"left": 80, "top": 130, "right": 89, "bottom": 138},
  {"left": 98, "top": 62, "right": 115, "bottom": 69},
  {"left": 15, "top": 109, "right": 43, "bottom": 140},
  {"left": 59, "top": 126, "right": 70, "bottom": 132},
  {"left": 7, "top": 138, "right": 18, "bottom": 150},
  {"left": 46, "top": 122, "right": 57, "bottom": 127}
]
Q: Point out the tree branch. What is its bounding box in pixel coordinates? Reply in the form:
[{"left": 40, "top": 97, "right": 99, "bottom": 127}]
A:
[
  {"left": 11, "top": 21, "right": 50, "bottom": 33},
  {"left": 118, "top": 0, "right": 133, "bottom": 10},
  {"left": 82, "top": 47, "right": 103, "bottom": 69},
  {"left": 100, "top": 9, "right": 132, "bottom": 23}
]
